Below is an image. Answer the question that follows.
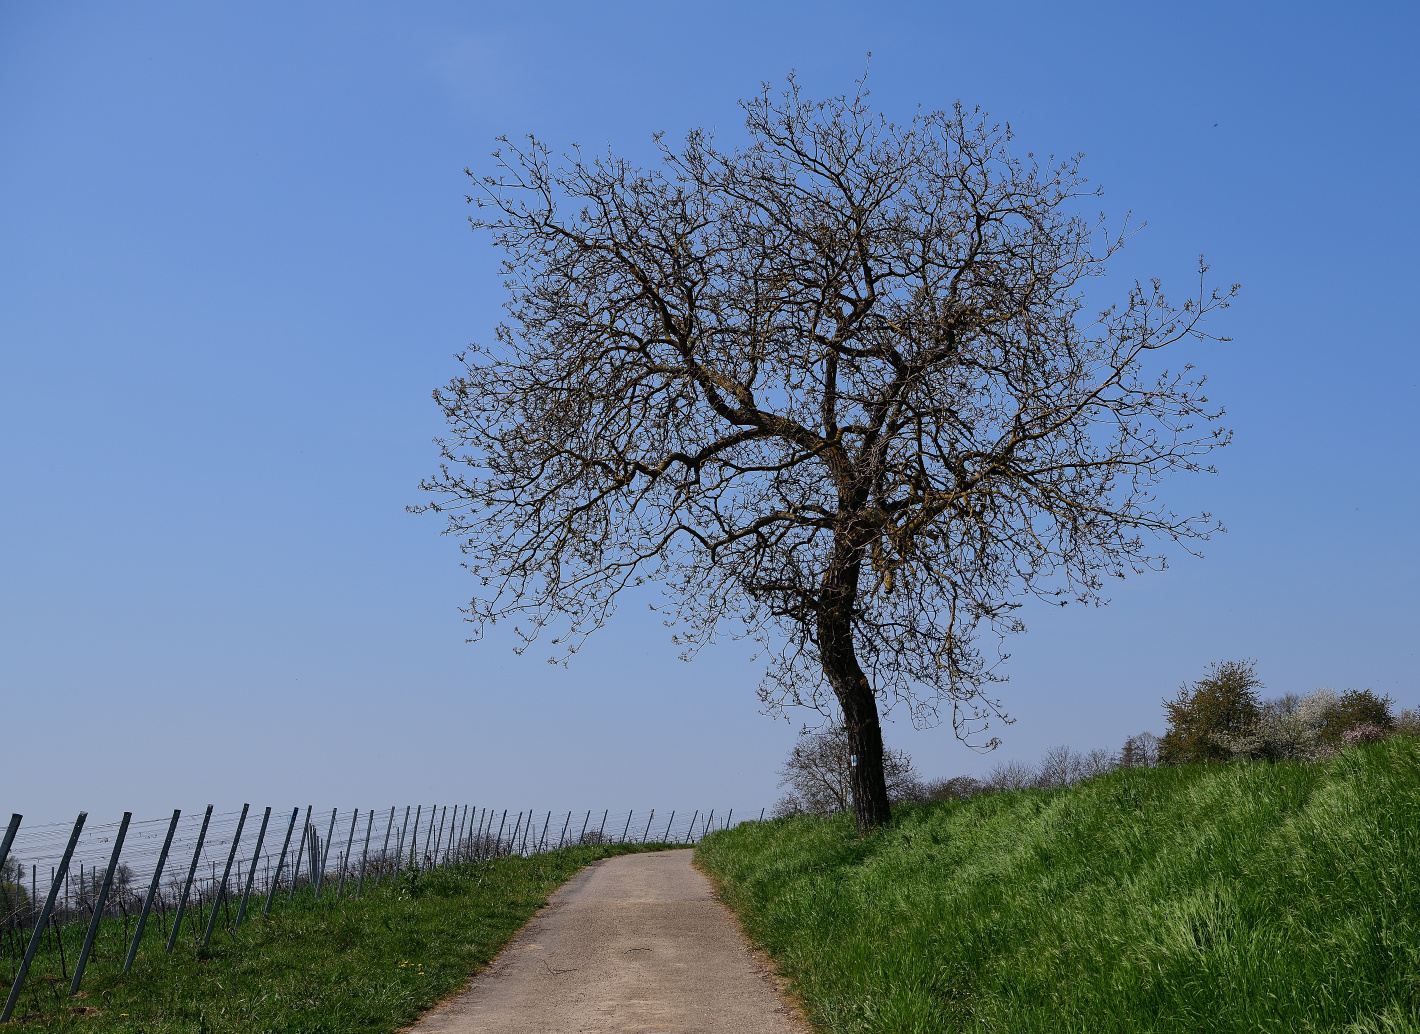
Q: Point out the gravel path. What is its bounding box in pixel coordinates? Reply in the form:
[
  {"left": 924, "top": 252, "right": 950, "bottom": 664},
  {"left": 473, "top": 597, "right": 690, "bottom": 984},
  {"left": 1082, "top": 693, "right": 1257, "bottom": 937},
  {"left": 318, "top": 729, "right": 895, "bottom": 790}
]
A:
[{"left": 402, "top": 849, "right": 808, "bottom": 1034}]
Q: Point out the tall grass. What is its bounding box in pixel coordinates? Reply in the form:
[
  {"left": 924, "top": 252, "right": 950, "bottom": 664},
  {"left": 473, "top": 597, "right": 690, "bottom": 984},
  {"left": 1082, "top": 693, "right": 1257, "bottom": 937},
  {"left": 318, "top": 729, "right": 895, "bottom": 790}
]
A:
[{"left": 696, "top": 739, "right": 1420, "bottom": 1033}]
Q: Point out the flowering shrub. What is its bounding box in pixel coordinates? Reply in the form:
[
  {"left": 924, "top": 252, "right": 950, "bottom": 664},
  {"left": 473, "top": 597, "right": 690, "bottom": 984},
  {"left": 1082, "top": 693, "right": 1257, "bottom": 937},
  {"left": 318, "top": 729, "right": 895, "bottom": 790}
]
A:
[
  {"left": 1342, "top": 723, "right": 1388, "bottom": 747},
  {"left": 1212, "top": 689, "right": 1327, "bottom": 762},
  {"left": 1214, "top": 687, "right": 1398, "bottom": 762}
]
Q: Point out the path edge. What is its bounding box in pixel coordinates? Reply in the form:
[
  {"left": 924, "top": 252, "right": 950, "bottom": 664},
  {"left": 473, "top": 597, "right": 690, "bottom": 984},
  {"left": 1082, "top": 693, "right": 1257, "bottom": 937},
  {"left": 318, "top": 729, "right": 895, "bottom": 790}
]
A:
[{"left": 691, "top": 851, "right": 821, "bottom": 1034}]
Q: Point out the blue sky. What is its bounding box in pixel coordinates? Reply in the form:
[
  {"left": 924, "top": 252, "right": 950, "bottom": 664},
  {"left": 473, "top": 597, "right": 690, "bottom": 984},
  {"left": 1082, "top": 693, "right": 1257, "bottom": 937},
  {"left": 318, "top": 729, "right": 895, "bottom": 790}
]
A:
[{"left": 2, "top": 1, "right": 1417, "bottom": 826}]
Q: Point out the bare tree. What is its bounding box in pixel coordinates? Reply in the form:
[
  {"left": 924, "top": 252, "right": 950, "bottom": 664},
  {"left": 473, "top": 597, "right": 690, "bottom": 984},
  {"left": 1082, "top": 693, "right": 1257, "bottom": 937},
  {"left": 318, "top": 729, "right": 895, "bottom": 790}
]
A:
[
  {"left": 1035, "top": 744, "right": 1083, "bottom": 788},
  {"left": 419, "top": 75, "right": 1234, "bottom": 831},
  {"left": 921, "top": 775, "right": 986, "bottom": 802},
  {"left": 1118, "top": 731, "right": 1161, "bottom": 768},
  {"left": 1035, "top": 743, "right": 1118, "bottom": 787},
  {"left": 1078, "top": 747, "right": 1117, "bottom": 780},
  {"left": 775, "top": 725, "right": 919, "bottom": 816},
  {"left": 984, "top": 757, "right": 1038, "bottom": 791}
]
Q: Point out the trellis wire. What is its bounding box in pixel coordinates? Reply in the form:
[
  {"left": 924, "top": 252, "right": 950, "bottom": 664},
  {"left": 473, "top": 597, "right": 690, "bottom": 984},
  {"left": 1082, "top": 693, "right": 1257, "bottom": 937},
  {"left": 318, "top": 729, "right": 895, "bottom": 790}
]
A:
[{"left": 0, "top": 802, "right": 757, "bottom": 1017}]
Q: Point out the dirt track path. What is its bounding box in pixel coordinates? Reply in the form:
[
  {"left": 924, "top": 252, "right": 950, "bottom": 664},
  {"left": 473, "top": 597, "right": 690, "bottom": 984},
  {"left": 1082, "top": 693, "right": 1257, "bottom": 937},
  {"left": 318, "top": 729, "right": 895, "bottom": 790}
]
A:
[{"left": 402, "top": 849, "right": 808, "bottom": 1034}]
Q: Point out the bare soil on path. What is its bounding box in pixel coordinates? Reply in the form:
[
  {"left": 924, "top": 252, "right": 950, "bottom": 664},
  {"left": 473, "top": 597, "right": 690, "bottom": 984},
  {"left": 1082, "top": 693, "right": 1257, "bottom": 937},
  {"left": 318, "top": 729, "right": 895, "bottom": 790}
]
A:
[{"left": 401, "top": 849, "right": 809, "bottom": 1034}]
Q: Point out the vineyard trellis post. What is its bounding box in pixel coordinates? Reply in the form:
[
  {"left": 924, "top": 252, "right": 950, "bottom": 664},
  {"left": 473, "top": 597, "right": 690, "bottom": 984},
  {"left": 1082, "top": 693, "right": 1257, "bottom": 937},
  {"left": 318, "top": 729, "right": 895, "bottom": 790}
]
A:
[
  {"left": 406, "top": 805, "right": 422, "bottom": 871},
  {"left": 453, "top": 806, "right": 467, "bottom": 863},
  {"left": 0, "top": 815, "right": 18, "bottom": 952},
  {"left": 374, "top": 807, "right": 395, "bottom": 889},
  {"left": 336, "top": 808, "right": 358, "bottom": 902},
  {"left": 236, "top": 806, "right": 272, "bottom": 929},
  {"left": 2, "top": 811, "right": 85, "bottom": 1023},
  {"left": 314, "top": 808, "right": 336, "bottom": 897},
  {"left": 423, "top": 805, "right": 436, "bottom": 866},
  {"left": 403, "top": 801, "right": 417, "bottom": 869},
  {"left": 202, "top": 803, "right": 248, "bottom": 948},
  {"left": 168, "top": 805, "right": 212, "bottom": 953},
  {"left": 393, "top": 806, "right": 411, "bottom": 880},
  {"left": 0, "top": 815, "right": 19, "bottom": 879},
  {"left": 71, "top": 811, "right": 131, "bottom": 994},
  {"left": 288, "top": 806, "right": 311, "bottom": 901},
  {"left": 125, "top": 809, "right": 180, "bottom": 973},
  {"left": 357, "top": 809, "right": 374, "bottom": 898},
  {"left": 263, "top": 807, "right": 298, "bottom": 918},
  {"left": 432, "top": 806, "right": 446, "bottom": 866},
  {"left": 0, "top": 814, "right": 18, "bottom": 948}
]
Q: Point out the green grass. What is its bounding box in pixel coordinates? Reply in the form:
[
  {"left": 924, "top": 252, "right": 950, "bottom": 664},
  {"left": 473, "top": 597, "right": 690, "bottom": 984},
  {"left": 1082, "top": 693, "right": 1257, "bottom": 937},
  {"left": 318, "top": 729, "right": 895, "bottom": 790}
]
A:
[
  {"left": 3, "top": 843, "right": 666, "bottom": 1031},
  {"left": 695, "top": 739, "right": 1420, "bottom": 1034}
]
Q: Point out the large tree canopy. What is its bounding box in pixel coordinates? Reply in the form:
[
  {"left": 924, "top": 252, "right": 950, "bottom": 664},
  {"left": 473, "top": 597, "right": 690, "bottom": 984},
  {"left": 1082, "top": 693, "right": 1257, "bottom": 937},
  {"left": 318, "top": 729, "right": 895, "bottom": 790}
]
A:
[{"left": 420, "top": 78, "right": 1233, "bottom": 831}]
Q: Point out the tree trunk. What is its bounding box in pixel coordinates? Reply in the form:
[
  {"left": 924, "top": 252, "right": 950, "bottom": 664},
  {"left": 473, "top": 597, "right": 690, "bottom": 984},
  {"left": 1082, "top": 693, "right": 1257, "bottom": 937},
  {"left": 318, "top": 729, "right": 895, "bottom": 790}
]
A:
[{"left": 818, "top": 550, "right": 892, "bottom": 834}]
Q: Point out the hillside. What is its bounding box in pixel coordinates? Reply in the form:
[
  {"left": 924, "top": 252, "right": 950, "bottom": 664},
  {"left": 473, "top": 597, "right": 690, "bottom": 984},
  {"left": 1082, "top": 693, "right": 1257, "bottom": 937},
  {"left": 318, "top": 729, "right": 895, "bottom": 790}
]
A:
[{"left": 696, "top": 738, "right": 1420, "bottom": 1033}]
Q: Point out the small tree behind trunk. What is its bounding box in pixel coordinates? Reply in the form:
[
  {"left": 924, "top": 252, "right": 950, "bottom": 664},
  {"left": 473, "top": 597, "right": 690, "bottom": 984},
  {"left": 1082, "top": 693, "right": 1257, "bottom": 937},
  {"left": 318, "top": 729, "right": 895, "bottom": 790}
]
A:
[{"left": 775, "top": 723, "right": 918, "bottom": 826}]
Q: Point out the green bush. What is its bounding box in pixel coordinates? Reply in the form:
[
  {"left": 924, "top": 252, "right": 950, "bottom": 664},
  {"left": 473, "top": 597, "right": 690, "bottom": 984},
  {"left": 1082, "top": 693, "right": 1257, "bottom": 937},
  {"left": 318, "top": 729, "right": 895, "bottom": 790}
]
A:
[
  {"left": 1319, "top": 688, "right": 1395, "bottom": 744},
  {"left": 1158, "top": 660, "right": 1263, "bottom": 764}
]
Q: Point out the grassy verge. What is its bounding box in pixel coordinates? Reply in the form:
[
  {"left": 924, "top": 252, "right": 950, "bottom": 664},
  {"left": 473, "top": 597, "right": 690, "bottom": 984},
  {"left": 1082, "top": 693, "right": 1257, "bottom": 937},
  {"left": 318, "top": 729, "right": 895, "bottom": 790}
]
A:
[
  {"left": 696, "top": 739, "right": 1420, "bottom": 1034},
  {"left": 4, "top": 843, "right": 666, "bottom": 1031}
]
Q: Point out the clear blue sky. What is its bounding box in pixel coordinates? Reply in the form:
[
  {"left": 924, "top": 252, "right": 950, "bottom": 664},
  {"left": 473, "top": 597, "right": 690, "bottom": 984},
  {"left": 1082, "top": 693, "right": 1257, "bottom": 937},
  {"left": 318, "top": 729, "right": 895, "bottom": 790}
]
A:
[{"left": 3, "top": 1, "right": 1417, "bottom": 827}]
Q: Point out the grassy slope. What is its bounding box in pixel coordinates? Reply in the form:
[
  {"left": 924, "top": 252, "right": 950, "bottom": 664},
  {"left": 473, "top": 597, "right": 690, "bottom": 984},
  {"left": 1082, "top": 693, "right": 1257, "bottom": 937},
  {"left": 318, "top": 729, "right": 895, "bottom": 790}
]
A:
[
  {"left": 696, "top": 739, "right": 1420, "bottom": 1034},
  {"left": 5, "top": 843, "right": 664, "bottom": 1032}
]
